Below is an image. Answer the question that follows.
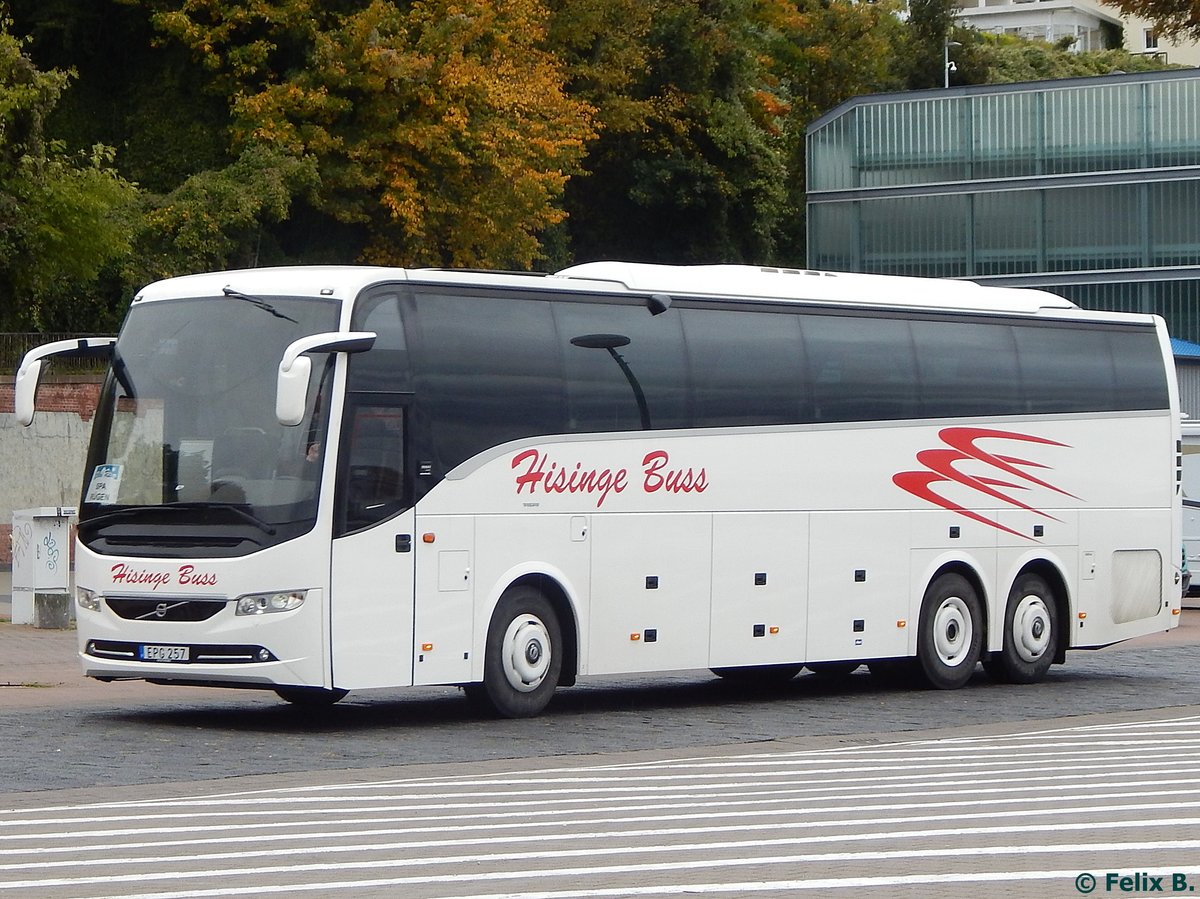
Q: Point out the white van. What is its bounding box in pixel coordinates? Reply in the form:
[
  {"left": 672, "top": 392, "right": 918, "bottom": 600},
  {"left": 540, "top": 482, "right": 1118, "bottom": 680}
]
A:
[{"left": 1182, "top": 421, "right": 1200, "bottom": 595}]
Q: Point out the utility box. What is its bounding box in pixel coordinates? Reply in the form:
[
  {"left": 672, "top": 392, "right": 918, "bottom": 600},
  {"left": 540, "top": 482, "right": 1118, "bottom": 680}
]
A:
[{"left": 10, "top": 507, "right": 76, "bottom": 628}]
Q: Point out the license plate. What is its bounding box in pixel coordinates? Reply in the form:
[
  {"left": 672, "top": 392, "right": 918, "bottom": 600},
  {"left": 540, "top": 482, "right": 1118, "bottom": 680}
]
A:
[{"left": 139, "top": 644, "right": 189, "bottom": 662}]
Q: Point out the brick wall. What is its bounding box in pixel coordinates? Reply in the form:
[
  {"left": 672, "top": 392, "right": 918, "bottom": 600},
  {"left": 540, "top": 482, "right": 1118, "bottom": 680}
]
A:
[{"left": 0, "top": 378, "right": 102, "bottom": 420}]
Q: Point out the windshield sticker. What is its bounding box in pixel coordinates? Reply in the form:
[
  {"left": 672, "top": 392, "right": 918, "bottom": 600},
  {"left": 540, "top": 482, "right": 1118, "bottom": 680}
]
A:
[{"left": 85, "top": 464, "right": 123, "bottom": 505}]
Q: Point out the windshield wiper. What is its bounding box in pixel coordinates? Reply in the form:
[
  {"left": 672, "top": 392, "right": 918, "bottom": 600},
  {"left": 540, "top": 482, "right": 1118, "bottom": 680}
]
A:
[
  {"left": 204, "top": 503, "right": 277, "bottom": 535},
  {"left": 222, "top": 287, "right": 298, "bottom": 323},
  {"left": 81, "top": 503, "right": 277, "bottom": 535}
]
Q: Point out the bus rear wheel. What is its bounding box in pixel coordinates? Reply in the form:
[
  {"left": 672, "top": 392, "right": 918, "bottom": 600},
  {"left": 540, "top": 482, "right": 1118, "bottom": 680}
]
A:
[
  {"left": 984, "top": 573, "right": 1057, "bottom": 684},
  {"left": 469, "top": 586, "right": 562, "bottom": 719},
  {"left": 917, "top": 573, "right": 983, "bottom": 690}
]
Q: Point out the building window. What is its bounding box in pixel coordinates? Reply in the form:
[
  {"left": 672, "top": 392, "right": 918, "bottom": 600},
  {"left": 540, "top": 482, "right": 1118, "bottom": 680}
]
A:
[{"left": 1146, "top": 29, "right": 1159, "bottom": 49}]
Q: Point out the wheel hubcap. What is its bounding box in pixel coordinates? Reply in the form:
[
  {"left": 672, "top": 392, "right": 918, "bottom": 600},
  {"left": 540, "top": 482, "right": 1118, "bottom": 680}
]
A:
[
  {"left": 933, "top": 596, "right": 973, "bottom": 667},
  {"left": 502, "top": 615, "right": 551, "bottom": 693},
  {"left": 1012, "top": 595, "right": 1051, "bottom": 663}
]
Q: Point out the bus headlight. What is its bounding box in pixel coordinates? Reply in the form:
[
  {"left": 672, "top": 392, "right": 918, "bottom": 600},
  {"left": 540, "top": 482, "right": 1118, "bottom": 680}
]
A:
[
  {"left": 236, "top": 590, "right": 307, "bottom": 616},
  {"left": 76, "top": 587, "right": 101, "bottom": 612}
]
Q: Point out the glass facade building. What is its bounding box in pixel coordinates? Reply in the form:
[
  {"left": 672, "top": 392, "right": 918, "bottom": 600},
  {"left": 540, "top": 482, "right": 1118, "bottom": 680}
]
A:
[{"left": 806, "top": 69, "right": 1200, "bottom": 344}]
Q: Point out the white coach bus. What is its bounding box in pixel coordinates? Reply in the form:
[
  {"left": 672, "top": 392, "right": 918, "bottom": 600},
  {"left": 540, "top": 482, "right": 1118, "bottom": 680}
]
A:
[{"left": 16, "top": 263, "right": 1183, "bottom": 717}]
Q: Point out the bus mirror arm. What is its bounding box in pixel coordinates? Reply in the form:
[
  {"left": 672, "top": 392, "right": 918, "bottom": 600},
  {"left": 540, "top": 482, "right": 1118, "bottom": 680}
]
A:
[
  {"left": 276, "top": 331, "right": 377, "bottom": 427},
  {"left": 15, "top": 337, "right": 117, "bottom": 427}
]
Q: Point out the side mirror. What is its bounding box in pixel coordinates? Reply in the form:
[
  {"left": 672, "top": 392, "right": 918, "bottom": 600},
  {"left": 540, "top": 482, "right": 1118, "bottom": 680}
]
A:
[
  {"left": 15, "top": 337, "right": 116, "bottom": 426},
  {"left": 276, "top": 331, "right": 376, "bottom": 426}
]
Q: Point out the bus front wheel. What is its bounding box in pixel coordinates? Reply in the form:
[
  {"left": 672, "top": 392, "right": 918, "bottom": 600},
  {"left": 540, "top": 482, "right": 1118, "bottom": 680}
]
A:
[
  {"left": 469, "top": 587, "right": 562, "bottom": 719},
  {"left": 917, "top": 573, "right": 983, "bottom": 690},
  {"left": 983, "top": 573, "right": 1057, "bottom": 684}
]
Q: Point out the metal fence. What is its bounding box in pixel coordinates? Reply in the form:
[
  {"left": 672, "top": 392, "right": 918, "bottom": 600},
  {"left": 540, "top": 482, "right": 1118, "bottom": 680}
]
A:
[{"left": 0, "top": 333, "right": 107, "bottom": 376}]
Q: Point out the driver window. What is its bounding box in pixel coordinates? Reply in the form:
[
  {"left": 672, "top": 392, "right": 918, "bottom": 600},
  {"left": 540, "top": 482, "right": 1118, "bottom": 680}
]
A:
[{"left": 337, "top": 399, "right": 407, "bottom": 534}]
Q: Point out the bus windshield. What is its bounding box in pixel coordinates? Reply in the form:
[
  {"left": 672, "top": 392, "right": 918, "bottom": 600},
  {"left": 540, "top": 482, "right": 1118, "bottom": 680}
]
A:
[{"left": 79, "top": 293, "right": 341, "bottom": 549}]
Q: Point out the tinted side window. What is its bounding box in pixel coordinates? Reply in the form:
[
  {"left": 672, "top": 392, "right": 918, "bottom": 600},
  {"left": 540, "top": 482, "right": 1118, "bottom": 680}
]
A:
[
  {"left": 1016, "top": 325, "right": 1117, "bottom": 413},
  {"left": 337, "top": 400, "right": 407, "bottom": 535},
  {"left": 349, "top": 289, "right": 412, "bottom": 392},
  {"left": 555, "top": 300, "right": 689, "bottom": 432},
  {"left": 912, "top": 318, "right": 1023, "bottom": 417},
  {"left": 681, "top": 307, "right": 810, "bottom": 427},
  {"left": 804, "top": 315, "right": 920, "bottom": 423},
  {"left": 409, "top": 291, "right": 566, "bottom": 473},
  {"left": 1110, "top": 330, "right": 1170, "bottom": 410}
]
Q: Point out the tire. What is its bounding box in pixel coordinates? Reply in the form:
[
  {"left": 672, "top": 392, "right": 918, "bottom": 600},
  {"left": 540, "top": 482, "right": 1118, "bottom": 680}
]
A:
[
  {"left": 274, "top": 686, "right": 348, "bottom": 706},
  {"left": 710, "top": 664, "right": 802, "bottom": 685},
  {"left": 917, "top": 573, "right": 984, "bottom": 690},
  {"left": 985, "top": 573, "right": 1057, "bottom": 684},
  {"left": 470, "top": 586, "right": 562, "bottom": 718}
]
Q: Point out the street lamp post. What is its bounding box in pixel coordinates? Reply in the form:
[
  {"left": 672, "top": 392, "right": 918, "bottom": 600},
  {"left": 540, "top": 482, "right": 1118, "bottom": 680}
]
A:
[{"left": 944, "top": 39, "right": 961, "bottom": 88}]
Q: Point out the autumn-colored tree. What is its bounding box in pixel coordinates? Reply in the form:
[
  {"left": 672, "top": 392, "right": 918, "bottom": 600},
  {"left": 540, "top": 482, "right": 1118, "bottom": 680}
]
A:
[
  {"left": 136, "top": 0, "right": 596, "bottom": 269},
  {"left": 1102, "top": 0, "right": 1200, "bottom": 41},
  {"left": 8, "top": 0, "right": 1178, "bottom": 326},
  {"left": 0, "top": 13, "right": 138, "bottom": 330}
]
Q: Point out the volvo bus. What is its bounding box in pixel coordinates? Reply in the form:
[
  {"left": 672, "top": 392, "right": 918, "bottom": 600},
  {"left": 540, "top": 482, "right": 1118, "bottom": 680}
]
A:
[{"left": 16, "top": 263, "right": 1183, "bottom": 716}]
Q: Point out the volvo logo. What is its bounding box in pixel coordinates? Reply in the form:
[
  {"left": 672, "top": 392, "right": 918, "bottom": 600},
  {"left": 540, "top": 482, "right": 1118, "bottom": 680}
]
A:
[{"left": 135, "top": 600, "right": 187, "bottom": 621}]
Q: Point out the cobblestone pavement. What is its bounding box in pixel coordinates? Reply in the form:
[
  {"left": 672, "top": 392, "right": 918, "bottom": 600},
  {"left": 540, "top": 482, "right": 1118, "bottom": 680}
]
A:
[
  {"left": 3, "top": 708, "right": 1200, "bottom": 898},
  {"left": 1, "top": 611, "right": 1199, "bottom": 796}
]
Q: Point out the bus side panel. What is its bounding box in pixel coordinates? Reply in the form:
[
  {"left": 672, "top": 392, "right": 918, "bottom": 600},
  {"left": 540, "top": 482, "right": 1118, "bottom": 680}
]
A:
[
  {"left": 708, "top": 512, "right": 808, "bottom": 668},
  {"left": 329, "top": 508, "right": 416, "bottom": 689},
  {"left": 587, "top": 513, "right": 712, "bottom": 675},
  {"left": 806, "top": 511, "right": 911, "bottom": 663},
  {"left": 1073, "top": 509, "right": 1175, "bottom": 647},
  {"left": 412, "top": 515, "right": 476, "bottom": 686}
]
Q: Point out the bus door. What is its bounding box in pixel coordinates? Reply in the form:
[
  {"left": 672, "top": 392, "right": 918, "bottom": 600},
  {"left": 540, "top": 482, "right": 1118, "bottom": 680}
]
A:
[
  {"left": 411, "top": 514, "right": 475, "bottom": 686},
  {"left": 329, "top": 395, "right": 415, "bottom": 689}
]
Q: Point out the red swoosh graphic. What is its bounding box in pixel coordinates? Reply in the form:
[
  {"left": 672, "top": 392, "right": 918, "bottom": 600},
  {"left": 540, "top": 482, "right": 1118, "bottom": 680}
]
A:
[{"left": 893, "top": 427, "right": 1077, "bottom": 540}]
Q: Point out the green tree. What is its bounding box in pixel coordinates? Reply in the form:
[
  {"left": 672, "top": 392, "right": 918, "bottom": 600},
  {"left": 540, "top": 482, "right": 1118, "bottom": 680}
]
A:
[
  {"left": 561, "top": 0, "right": 788, "bottom": 265},
  {"left": 954, "top": 31, "right": 1177, "bottom": 83},
  {"left": 130, "top": 143, "right": 318, "bottom": 284},
  {"left": 0, "top": 12, "right": 138, "bottom": 330},
  {"left": 902, "top": 0, "right": 961, "bottom": 89}
]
